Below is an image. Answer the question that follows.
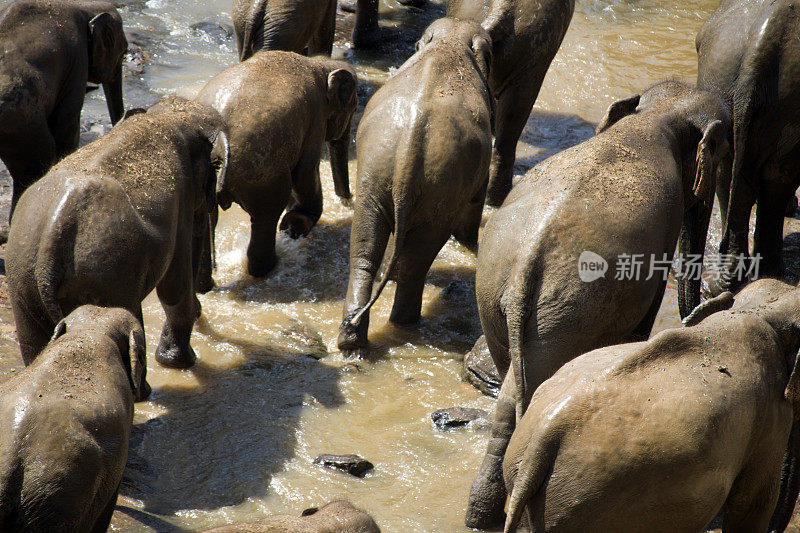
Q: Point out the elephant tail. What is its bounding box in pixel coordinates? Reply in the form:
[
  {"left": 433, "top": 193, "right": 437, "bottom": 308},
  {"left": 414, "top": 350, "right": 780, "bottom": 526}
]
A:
[{"left": 503, "top": 426, "right": 559, "bottom": 533}]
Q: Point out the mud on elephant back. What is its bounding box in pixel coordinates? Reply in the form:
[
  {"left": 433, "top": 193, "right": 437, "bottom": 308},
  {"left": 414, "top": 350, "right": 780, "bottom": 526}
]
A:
[{"left": 5, "top": 97, "right": 229, "bottom": 372}]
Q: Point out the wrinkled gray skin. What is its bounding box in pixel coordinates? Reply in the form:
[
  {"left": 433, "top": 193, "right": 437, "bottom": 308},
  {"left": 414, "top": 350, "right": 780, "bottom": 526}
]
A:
[
  {"left": 0, "top": 305, "right": 146, "bottom": 532},
  {"left": 697, "top": 0, "right": 800, "bottom": 292},
  {"left": 195, "top": 51, "right": 357, "bottom": 280},
  {"left": 337, "top": 18, "right": 493, "bottom": 356},
  {"left": 465, "top": 81, "right": 732, "bottom": 529},
  {"left": 203, "top": 500, "right": 381, "bottom": 532},
  {"left": 348, "top": 0, "right": 426, "bottom": 48},
  {"left": 502, "top": 279, "right": 800, "bottom": 533},
  {"left": 0, "top": 0, "right": 127, "bottom": 218},
  {"left": 5, "top": 96, "right": 229, "bottom": 371},
  {"left": 446, "top": 0, "right": 575, "bottom": 206},
  {"left": 232, "top": 0, "right": 337, "bottom": 61}
]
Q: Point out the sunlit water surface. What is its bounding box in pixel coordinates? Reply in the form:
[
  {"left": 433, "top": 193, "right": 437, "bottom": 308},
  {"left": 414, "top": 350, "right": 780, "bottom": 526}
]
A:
[{"left": 6, "top": 0, "right": 724, "bottom": 531}]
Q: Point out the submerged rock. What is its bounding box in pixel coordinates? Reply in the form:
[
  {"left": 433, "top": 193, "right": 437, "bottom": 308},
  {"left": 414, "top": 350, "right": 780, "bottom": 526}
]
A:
[
  {"left": 313, "top": 454, "right": 374, "bottom": 478},
  {"left": 191, "top": 21, "right": 234, "bottom": 44},
  {"left": 281, "top": 323, "right": 328, "bottom": 360},
  {"left": 462, "top": 335, "right": 501, "bottom": 398},
  {"left": 431, "top": 407, "right": 489, "bottom": 430}
]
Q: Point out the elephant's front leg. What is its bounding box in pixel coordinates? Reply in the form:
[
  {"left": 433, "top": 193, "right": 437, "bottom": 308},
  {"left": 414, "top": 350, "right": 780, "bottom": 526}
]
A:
[
  {"left": 486, "top": 72, "right": 547, "bottom": 207},
  {"left": 352, "top": 0, "right": 381, "bottom": 48},
  {"left": 338, "top": 201, "right": 391, "bottom": 356},
  {"left": 753, "top": 167, "right": 796, "bottom": 279},
  {"left": 280, "top": 153, "right": 324, "bottom": 239},
  {"left": 466, "top": 370, "right": 517, "bottom": 529},
  {"left": 195, "top": 207, "right": 217, "bottom": 294},
  {"left": 155, "top": 238, "right": 201, "bottom": 369}
]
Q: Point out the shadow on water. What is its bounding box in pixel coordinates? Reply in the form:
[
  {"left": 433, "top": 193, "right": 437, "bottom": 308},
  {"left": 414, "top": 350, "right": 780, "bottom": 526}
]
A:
[{"left": 120, "top": 336, "right": 345, "bottom": 515}]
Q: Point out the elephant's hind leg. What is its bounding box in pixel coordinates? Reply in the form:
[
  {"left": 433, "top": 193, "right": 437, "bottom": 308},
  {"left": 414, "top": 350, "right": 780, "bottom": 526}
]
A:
[
  {"left": 722, "top": 472, "right": 781, "bottom": 533},
  {"left": 0, "top": 120, "right": 57, "bottom": 218},
  {"left": 281, "top": 155, "right": 323, "bottom": 239},
  {"left": 9, "top": 294, "right": 53, "bottom": 365}
]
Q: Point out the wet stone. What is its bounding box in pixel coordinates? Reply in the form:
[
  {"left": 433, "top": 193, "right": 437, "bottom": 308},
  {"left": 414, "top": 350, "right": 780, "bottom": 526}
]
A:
[
  {"left": 190, "top": 21, "right": 234, "bottom": 44},
  {"left": 462, "top": 335, "right": 501, "bottom": 398},
  {"left": 313, "top": 454, "right": 374, "bottom": 478},
  {"left": 431, "top": 407, "right": 489, "bottom": 430}
]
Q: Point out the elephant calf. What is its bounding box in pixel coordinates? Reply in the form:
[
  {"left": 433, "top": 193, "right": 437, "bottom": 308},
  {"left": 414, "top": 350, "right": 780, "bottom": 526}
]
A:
[
  {"left": 467, "top": 81, "right": 731, "bottom": 528},
  {"left": 6, "top": 96, "right": 229, "bottom": 370},
  {"left": 337, "top": 18, "right": 494, "bottom": 356},
  {"left": 203, "top": 500, "right": 380, "bottom": 532},
  {"left": 195, "top": 51, "right": 357, "bottom": 280},
  {"left": 502, "top": 279, "right": 800, "bottom": 532},
  {"left": 0, "top": 0, "right": 128, "bottom": 218},
  {"left": 0, "top": 305, "right": 146, "bottom": 532}
]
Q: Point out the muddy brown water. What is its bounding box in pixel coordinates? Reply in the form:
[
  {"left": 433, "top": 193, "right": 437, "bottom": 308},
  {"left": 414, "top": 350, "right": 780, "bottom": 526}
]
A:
[{"left": 2, "top": 0, "right": 800, "bottom": 531}]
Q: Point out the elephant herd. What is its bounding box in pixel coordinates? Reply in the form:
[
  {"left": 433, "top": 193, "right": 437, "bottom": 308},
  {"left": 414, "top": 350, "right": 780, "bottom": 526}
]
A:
[{"left": 1, "top": 0, "right": 800, "bottom": 531}]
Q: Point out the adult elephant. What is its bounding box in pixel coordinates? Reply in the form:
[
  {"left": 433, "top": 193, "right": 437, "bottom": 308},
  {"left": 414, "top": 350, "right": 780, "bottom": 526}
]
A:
[
  {"left": 232, "top": 0, "right": 337, "bottom": 61},
  {"left": 337, "top": 18, "right": 494, "bottom": 356},
  {"left": 501, "top": 280, "right": 800, "bottom": 532},
  {"left": 194, "top": 51, "right": 357, "bottom": 280},
  {"left": 0, "top": 0, "right": 127, "bottom": 218},
  {"left": 5, "top": 97, "right": 229, "bottom": 370},
  {"left": 465, "top": 81, "right": 731, "bottom": 529},
  {"left": 446, "top": 0, "right": 575, "bottom": 206},
  {"left": 0, "top": 305, "right": 147, "bottom": 532},
  {"left": 697, "top": 0, "right": 800, "bottom": 293}
]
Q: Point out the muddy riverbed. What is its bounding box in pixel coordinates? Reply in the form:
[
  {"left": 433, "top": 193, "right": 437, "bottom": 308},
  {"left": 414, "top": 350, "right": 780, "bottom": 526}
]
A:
[{"left": 1, "top": 0, "right": 800, "bottom": 531}]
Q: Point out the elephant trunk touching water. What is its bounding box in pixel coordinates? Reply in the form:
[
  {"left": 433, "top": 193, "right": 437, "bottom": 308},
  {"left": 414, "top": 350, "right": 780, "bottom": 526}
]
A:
[{"left": 465, "top": 81, "right": 732, "bottom": 529}]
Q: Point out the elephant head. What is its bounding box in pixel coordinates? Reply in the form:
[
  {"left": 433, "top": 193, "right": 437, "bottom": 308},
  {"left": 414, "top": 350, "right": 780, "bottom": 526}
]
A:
[
  {"left": 51, "top": 305, "right": 150, "bottom": 402},
  {"left": 323, "top": 63, "right": 358, "bottom": 201},
  {"left": 86, "top": 8, "right": 128, "bottom": 125},
  {"left": 597, "top": 81, "right": 732, "bottom": 318}
]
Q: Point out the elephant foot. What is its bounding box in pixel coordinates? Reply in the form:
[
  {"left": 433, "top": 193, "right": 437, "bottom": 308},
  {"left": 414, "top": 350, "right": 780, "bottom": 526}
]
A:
[
  {"left": 155, "top": 336, "right": 197, "bottom": 369},
  {"left": 338, "top": 321, "right": 368, "bottom": 357},
  {"left": 280, "top": 210, "right": 316, "bottom": 239},
  {"left": 247, "top": 251, "right": 278, "bottom": 278},
  {"left": 136, "top": 378, "right": 153, "bottom": 402},
  {"left": 389, "top": 311, "right": 421, "bottom": 328},
  {"left": 339, "top": 0, "right": 357, "bottom": 12},
  {"left": 465, "top": 455, "right": 508, "bottom": 529},
  {"left": 485, "top": 177, "right": 512, "bottom": 208},
  {"left": 352, "top": 23, "right": 384, "bottom": 49},
  {"left": 195, "top": 272, "right": 215, "bottom": 294}
]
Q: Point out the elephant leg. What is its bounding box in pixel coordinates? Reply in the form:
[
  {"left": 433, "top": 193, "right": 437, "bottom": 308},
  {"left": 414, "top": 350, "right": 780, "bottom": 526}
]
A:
[
  {"left": 453, "top": 196, "right": 485, "bottom": 253},
  {"left": 155, "top": 237, "right": 200, "bottom": 369},
  {"left": 753, "top": 167, "right": 795, "bottom": 279},
  {"left": 48, "top": 90, "right": 83, "bottom": 160},
  {"left": 338, "top": 201, "right": 391, "bottom": 354},
  {"left": 485, "top": 71, "right": 547, "bottom": 207},
  {"left": 769, "top": 425, "right": 800, "bottom": 532},
  {"left": 466, "top": 370, "right": 517, "bottom": 529},
  {"left": 281, "top": 153, "right": 323, "bottom": 239},
  {"left": 195, "top": 207, "right": 217, "bottom": 294},
  {"left": 722, "top": 470, "right": 780, "bottom": 533},
  {"left": 241, "top": 184, "right": 288, "bottom": 277},
  {"left": 90, "top": 485, "right": 119, "bottom": 533},
  {"left": 1, "top": 121, "right": 57, "bottom": 219},
  {"left": 10, "top": 293, "right": 53, "bottom": 365},
  {"left": 627, "top": 278, "right": 667, "bottom": 342},
  {"left": 308, "top": 2, "right": 336, "bottom": 56},
  {"left": 353, "top": 0, "right": 381, "bottom": 48},
  {"left": 389, "top": 228, "right": 450, "bottom": 326}
]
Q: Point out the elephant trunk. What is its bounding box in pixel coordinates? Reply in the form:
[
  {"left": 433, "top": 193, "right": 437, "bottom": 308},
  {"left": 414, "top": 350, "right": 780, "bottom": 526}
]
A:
[
  {"left": 329, "top": 122, "right": 352, "bottom": 201},
  {"left": 677, "top": 200, "right": 712, "bottom": 319},
  {"left": 103, "top": 61, "right": 124, "bottom": 126},
  {"left": 769, "top": 424, "right": 800, "bottom": 532}
]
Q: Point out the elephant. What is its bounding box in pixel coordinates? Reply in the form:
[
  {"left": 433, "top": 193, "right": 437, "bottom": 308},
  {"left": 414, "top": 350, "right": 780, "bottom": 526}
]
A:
[
  {"left": 203, "top": 501, "right": 381, "bottom": 532},
  {"left": 194, "top": 51, "right": 357, "bottom": 280},
  {"left": 501, "top": 278, "right": 800, "bottom": 533},
  {"left": 232, "top": 0, "right": 337, "bottom": 61},
  {"left": 446, "top": 0, "right": 575, "bottom": 206},
  {"left": 337, "top": 18, "right": 494, "bottom": 356},
  {"left": 5, "top": 96, "right": 229, "bottom": 370},
  {"left": 345, "top": 0, "right": 427, "bottom": 49},
  {"left": 0, "top": 305, "right": 147, "bottom": 532},
  {"left": 697, "top": 0, "right": 800, "bottom": 292},
  {"left": 0, "top": 0, "right": 127, "bottom": 219},
  {"left": 465, "top": 81, "right": 732, "bottom": 529}
]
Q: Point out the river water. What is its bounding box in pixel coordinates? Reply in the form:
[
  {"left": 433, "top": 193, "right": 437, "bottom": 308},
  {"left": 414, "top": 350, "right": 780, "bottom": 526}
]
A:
[{"left": 1, "top": 0, "right": 730, "bottom": 531}]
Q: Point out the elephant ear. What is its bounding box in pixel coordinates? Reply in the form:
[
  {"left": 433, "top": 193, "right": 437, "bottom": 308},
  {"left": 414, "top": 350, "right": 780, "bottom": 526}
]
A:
[
  {"left": 471, "top": 34, "right": 493, "bottom": 83},
  {"left": 786, "top": 347, "right": 800, "bottom": 420},
  {"left": 50, "top": 319, "right": 68, "bottom": 342},
  {"left": 596, "top": 94, "right": 641, "bottom": 134},
  {"left": 209, "top": 130, "right": 230, "bottom": 214},
  {"left": 89, "top": 12, "right": 125, "bottom": 83},
  {"left": 693, "top": 119, "right": 729, "bottom": 208},
  {"left": 327, "top": 69, "right": 357, "bottom": 112},
  {"left": 128, "top": 327, "right": 148, "bottom": 402}
]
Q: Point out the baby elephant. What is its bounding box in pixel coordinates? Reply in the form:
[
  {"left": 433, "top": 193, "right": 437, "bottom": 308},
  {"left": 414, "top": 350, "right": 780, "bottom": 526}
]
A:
[
  {"left": 338, "top": 18, "right": 494, "bottom": 356},
  {"left": 0, "top": 305, "right": 146, "bottom": 532},
  {"left": 6, "top": 96, "right": 229, "bottom": 370},
  {"left": 203, "top": 500, "right": 380, "bottom": 532},
  {"left": 502, "top": 279, "right": 800, "bottom": 532},
  {"left": 195, "top": 51, "right": 357, "bottom": 279}
]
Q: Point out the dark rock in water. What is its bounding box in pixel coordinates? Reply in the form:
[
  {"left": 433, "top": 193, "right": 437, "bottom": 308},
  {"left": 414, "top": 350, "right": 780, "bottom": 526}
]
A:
[
  {"left": 313, "top": 454, "right": 374, "bottom": 477},
  {"left": 281, "top": 323, "right": 328, "bottom": 360},
  {"left": 340, "top": 362, "right": 362, "bottom": 373},
  {"left": 431, "top": 407, "right": 489, "bottom": 430},
  {"left": 462, "top": 335, "right": 501, "bottom": 398},
  {"left": 191, "top": 21, "right": 234, "bottom": 44}
]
